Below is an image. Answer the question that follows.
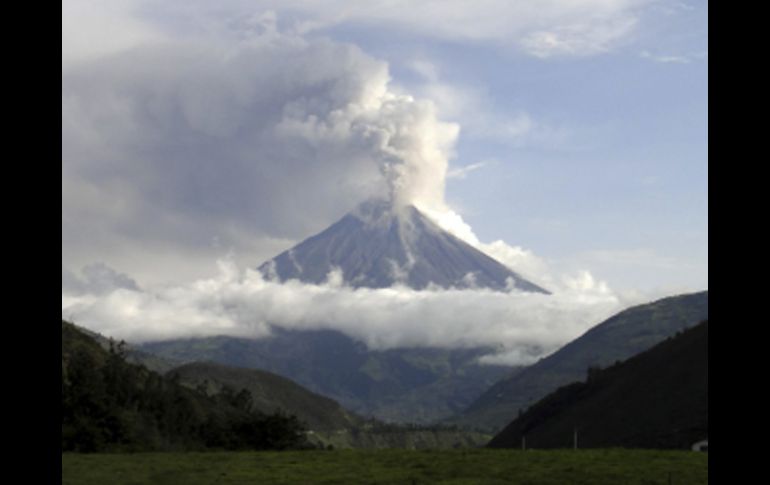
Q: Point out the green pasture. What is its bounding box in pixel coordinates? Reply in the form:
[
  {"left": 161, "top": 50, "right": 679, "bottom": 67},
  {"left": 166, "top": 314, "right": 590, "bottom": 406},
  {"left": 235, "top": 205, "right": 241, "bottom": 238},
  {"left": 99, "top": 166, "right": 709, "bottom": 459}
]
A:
[{"left": 63, "top": 448, "right": 707, "bottom": 484}]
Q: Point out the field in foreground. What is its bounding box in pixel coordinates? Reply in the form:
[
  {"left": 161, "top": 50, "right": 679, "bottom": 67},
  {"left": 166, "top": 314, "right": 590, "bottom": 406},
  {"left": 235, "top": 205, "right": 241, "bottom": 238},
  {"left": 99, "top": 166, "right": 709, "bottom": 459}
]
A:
[{"left": 62, "top": 448, "right": 708, "bottom": 484}]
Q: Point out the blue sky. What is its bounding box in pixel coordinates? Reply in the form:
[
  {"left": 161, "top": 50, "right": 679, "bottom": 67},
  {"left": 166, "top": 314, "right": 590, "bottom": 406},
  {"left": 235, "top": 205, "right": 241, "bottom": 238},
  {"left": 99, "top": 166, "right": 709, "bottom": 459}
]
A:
[{"left": 62, "top": 1, "right": 707, "bottom": 349}]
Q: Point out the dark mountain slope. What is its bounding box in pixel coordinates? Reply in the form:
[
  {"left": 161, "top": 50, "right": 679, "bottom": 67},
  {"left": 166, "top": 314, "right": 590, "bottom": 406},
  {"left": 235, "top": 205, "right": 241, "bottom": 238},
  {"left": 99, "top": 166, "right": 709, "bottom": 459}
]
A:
[
  {"left": 68, "top": 321, "right": 182, "bottom": 373},
  {"left": 488, "top": 320, "right": 708, "bottom": 449},
  {"left": 62, "top": 320, "right": 305, "bottom": 452},
  {"left": 168, "top": 361, "right": 364, "bottom": 432},
  {"left": 258, "top": 198, "right": 548, "bottom": 293},
  {"left": 138, "top": 327, "right": 515, "bottom": 424},
  {"left": 66, "top": 321, "right": 493, "bottom": 450},
  {"left": 165, "top": 361, "right": 495, "bottom": 449},
  {"left": 451, "top": 291, "right": 708, "bottom": 432}
]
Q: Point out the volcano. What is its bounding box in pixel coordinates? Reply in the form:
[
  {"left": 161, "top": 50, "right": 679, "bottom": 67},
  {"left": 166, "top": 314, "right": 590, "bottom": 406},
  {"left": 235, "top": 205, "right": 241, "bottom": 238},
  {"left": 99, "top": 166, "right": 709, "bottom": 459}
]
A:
[{"left": 258, "top": 199, "right": 549, "bottom": 293}]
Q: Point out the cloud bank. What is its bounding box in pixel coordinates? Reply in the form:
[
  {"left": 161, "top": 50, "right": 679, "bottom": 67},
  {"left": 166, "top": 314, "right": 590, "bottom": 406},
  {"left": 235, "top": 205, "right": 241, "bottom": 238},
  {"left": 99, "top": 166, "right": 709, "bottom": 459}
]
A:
[
  {"left": 62, "top": 259, "right": 628, "bottom": 366},
  {"left": 239, "top": 0, "right": 656, "bottom": 58},
  {"left": 62, "top": 1, "right": 669, "bottom": 285},
  {"left": 62, "top": 2, "right": 567, "bottom": 290},
  {"left": 63, "top": 6, "right": 467, "bottom": 284}
]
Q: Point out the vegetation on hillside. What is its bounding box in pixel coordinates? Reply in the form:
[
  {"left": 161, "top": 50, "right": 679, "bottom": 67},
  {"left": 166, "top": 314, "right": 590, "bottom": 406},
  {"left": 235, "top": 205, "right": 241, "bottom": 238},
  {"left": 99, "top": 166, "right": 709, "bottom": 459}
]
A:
[
  {"left": 168, "top": 361, "right": 492, "bottom": 449},
  {"left": 138, "top": 327, "right": 515, "bottom": 424},
  {"left": 62, "top": 320, "right": 307, "bottom": 452},
  {"left": 453, "top": 291, "right": 708, "bottom": 432},
  {"left": 168, "top": 361, "right": 363, "bottom": 432},
  {"left": 63, "top": 320, "right": 491, "bottom": 450},
  {"left": 488, "top": 320, "right": 708, "bottom": 449}
]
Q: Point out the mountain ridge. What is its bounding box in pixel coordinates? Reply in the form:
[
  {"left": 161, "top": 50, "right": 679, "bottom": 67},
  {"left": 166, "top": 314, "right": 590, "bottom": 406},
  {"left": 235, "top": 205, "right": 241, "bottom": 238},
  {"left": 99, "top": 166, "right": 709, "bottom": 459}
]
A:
[
  {"left": 61, "top": 320, "right": 307, "bottom": 452},
  {"left": 487, "top": 320, "right": 708, "bottom": 449},
  {"left": 168, "top": 360, "right": 365, "bottom": 432},
  {"left": 63, "top": 320, "right": 492, "bottom": 450},
  {"left": 448, "top": 290, "right": 708, "bottom": 432},
  {"left": 138, "top": 327, "right": 516, "bottom": 424}
]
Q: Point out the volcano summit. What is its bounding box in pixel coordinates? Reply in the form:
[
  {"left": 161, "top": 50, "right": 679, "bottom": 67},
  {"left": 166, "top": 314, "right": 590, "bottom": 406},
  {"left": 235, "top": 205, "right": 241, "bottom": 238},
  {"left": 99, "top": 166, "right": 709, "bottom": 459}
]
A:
[{"left": 258, "top": 199, "right": 549, "bottom": 293}]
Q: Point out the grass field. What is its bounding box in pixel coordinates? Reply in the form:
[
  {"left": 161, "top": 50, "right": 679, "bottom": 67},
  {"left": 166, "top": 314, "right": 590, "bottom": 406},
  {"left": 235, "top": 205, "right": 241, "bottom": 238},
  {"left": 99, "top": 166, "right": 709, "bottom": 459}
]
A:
[{"left": 62, "top": 448, "right": 708, "bottom": 484}]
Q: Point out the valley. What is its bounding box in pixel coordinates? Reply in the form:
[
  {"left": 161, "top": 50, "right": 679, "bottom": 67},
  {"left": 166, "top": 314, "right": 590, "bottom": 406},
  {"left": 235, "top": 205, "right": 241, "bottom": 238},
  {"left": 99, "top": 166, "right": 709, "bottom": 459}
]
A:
[
  {"left": 61, "top": 2, "right": 709, "bottom": 482},
  {"left": 65, "top": 289, "right": 708, "bottom": 451}
]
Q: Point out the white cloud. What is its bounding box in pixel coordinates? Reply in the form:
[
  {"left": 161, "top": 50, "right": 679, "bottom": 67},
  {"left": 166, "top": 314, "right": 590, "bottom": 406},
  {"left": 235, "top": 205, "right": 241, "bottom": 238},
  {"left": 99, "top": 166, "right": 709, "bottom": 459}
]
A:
[
  {"left": 62, "top": 3, "right": 573, "bottom": 296},
  {"left": 62, "top": 258, "right": 627, "bottom": 365},
  {"left": 63, "top": 263, "right": 141, "bottom": 296},
  {"left": 477, "top": 346, "right": 545, "bottom": 366},
  {"left": 277, "top": 0, "right": 658, "bottom": 58},
  {"left": 63, "top": 14, "right": 461, "bottom": 286},
  {"left": 399, "top": 63, "right": 568, "bottom": 148},
  {"left": 520, "top": 13, "right": 639, "bottom": 58},
  {"left": 480, "top": 241, "right": 552, "bottom": 287},
  {"left": 640, "top": 50, "right": 707, "bottom": 64},
  {"left": 66, "top": 1, "right": 662, "bottom": 66},
  {"left": 640, "top": 50, "right": 687, "bottom": 63},
  {"left": 415, "top": 204, "right": 607, "bottom": 296},
  {"left": 447, "top": 161, "right": 490, "bottom": 180},
  {"left": 406, "top": 60, "right": 441, "bottom": 83},
  {"left": 62, "top": 0, "right": 164, "bottom": 67},
  {"left": 564, "top": 247, "right": 707, "bottom": 295}
]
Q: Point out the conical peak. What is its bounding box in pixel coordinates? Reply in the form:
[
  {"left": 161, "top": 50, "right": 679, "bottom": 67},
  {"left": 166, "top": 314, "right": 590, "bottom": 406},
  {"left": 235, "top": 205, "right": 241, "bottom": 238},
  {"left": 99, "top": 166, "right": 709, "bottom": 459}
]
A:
[{"left": 259, "top": 197, "right": 550, "bottom": 293}]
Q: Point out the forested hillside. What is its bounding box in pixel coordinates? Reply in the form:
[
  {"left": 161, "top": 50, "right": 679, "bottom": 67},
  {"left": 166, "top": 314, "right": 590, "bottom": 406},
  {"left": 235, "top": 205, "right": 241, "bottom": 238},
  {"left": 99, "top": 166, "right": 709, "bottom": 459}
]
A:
[
  {"left": 453, "top": 291, "right": 708, "bottom": 431},
  {"left": 62, "top": 320, "right": 306, "bottom": 452},
  {"left": 488, "top": 320, "right": 708, "bottom": 449}
]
